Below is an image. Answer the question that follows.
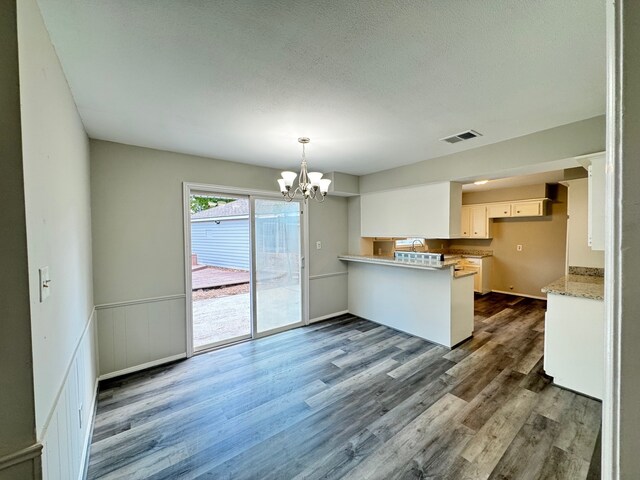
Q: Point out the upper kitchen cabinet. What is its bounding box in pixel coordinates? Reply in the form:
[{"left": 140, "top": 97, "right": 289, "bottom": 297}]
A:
[
  {"left": 511, "top": 199, "right": 546, "bottom": 217},
  {"left": 574, "top": 152, "right": 605, "bottom": 251},
  {"left": 461, "top": 205, "right": 491, "bottom": 238},
  {"left": 588, "top": 153, "right": 605, "bottom": 250},
  {"left": 486, "top": 203, "right": 511, "bottom": 218},
  {"left": 360, "top": 182, "right": 462, "bottom": 238}
]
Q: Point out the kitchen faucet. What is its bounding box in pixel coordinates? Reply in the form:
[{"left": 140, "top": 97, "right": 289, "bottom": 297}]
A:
[{"left": 411, "top": 239, "right": 425, "bottom": 252}]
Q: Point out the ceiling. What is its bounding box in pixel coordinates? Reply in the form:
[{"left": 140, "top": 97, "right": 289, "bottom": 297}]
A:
[{"left": 37, "top": 0, "right": 605, "bottom": 175}]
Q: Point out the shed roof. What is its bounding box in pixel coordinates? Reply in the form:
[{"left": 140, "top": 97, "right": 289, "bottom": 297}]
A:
[{"left": 191, "top": 200, "right": 249, "bottom": 220}]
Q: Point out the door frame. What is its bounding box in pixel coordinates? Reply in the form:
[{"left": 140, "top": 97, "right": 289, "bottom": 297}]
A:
[{"left": 182, "top": 182, "right": 309, "bottom": 357}]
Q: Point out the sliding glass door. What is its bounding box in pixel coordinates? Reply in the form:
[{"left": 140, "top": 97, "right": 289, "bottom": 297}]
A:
[
  {"left": 186, "top": 185, "right": 305, "bottom": 354},
  {"left": 253, "top": 198, "right": 304, "bottom": 335}
]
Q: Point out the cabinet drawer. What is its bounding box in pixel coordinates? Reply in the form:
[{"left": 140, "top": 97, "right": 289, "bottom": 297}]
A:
[
  {"left": 486, "top": 203, "right": 511, "bottom": 218},
  {"left": 512, "top": 200, "right": 542, "bottom": 217}
]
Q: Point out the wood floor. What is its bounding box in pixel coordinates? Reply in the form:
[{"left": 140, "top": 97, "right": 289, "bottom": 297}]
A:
[{"left": 87, "top": 293, "right": 601, "bottom": 480}]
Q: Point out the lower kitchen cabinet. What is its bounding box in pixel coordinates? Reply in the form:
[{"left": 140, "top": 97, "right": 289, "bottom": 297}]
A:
[
  {"left": 543, "top": 293, "right": 604, "bottom": 399},
  {"left": 459, "top": 256, "right": 492, "bottom": 294}
]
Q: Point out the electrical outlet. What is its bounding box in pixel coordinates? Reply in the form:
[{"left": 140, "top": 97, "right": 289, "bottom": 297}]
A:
[
  {"left": 316, "top": 241, "right": 322, "bottom": 250},
  {"left": 516, "top": 244, "right": 523, "bottom": 252}
]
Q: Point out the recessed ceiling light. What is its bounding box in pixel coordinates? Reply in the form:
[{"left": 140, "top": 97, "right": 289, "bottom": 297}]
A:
[{"left": 474, "top": 180, "right": 489, "bottom": 185}]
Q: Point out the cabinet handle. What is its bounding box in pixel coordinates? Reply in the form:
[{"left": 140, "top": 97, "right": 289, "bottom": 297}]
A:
[
  {"left": 504, "top": 211, "right": 507, "bottom": 214},
  {"left": 516, "top": 210, "right": 520, "bottom": 213}
]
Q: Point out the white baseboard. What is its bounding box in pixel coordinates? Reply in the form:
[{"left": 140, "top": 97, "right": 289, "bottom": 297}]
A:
[
  {"left": 309, "top": 310, "right": 350, "bottom": 324},
  {"left": 77, "top": 377, "right": 99, "bottom": 480},
  {"left": 98, "top": 353, "right": 187, "bottom": 381},
  {"left": 491, "top": 289, "right": 547, "bottom": 301}
]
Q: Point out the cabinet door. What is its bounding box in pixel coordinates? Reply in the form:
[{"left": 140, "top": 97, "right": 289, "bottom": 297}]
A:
[
  {"left": 470, "top": 205, "right": 487, "bottom": 237},
  {"left": 486, "top": 203, "right": 511, "bottom": 218},
  {"left": 588, "top": 154, "right": 605, "bottom": 250},
  {"left": 474, "top": 270, "right": 481, "bottom": 292},
  {"left": 512, "top": 200, "right": 542, "bottom": 217},
  {"left": 460, "top": 206, "right": 471, "bottom": 237}
]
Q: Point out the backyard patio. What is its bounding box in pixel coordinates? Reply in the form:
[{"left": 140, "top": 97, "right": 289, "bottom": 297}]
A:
[{"left": 192, "top": 266, "right": 301, "bottom": 349}]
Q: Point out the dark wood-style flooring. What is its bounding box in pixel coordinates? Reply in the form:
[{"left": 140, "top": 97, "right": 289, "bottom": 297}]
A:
[{"left": 87, "top": 293, "right": 601, "bottom": 479}]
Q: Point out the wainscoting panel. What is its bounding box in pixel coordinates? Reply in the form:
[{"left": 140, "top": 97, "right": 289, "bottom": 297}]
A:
[
  {"left": 39, "top": 310, "right": 98, "bottom": 480},
  {"left": 309, "top": 272, "right": 348, "bottom": 322},
  {"left": 97, "top": 295, "right": 187, "bottom": 378}
]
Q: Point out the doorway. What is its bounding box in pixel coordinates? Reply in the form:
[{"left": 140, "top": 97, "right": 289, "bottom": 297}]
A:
[
  {"left": 184, "top": 185, "right": 306, "bottom": 355},
  {"left": 189, "top": 193, "right": 252, "bottom": 352}
]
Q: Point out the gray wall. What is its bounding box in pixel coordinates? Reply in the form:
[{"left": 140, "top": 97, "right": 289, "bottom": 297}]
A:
[
  {"left": 91, "top": 140, "right": 349, "bottom": 375},
  {"left": 308, "top": 196, "right": 349, "bottom": 319},
  {"left": 15, "top": 0, "right": 98, "bottom": 478},
  {"left": 359, "top": 115, "right": 605, "bottom": 193},
  {"left": 0, "top": 1, "right": 37, "bottom": 473}
]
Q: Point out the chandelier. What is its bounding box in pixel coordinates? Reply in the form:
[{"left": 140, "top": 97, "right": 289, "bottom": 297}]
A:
[{"left": 277, "top": 137, "right": 331, "bottom": 203}]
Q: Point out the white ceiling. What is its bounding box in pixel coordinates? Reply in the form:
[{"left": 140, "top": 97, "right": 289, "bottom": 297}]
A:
[{"left": 37, "top": 0, "right": 605, "bottom": 175}]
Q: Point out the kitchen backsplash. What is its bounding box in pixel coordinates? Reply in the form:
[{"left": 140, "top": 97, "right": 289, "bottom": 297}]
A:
[{"left": 568, "top": 266, "right": 605, "bottom": 277}]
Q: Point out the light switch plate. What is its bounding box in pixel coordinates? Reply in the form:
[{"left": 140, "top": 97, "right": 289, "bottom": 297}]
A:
[
  {"left": 516, "top": 244, "right": 523, "bottom": 252},
  {"left": 39, "top": 266, "right": 50, "bottom": 302},
  {"left": 316, "top": 241, "right": 322, "bottom": 250}
]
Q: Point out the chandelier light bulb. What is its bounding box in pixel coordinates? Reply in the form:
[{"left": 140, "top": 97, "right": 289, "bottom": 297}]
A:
[{"left": 276, "top": 138, "right": 328, "bottom": 203}]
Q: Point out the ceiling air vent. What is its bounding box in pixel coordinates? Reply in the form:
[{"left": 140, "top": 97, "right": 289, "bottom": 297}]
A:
[{"left": 440, "top": 130, "right": 482, "bottom": 144}]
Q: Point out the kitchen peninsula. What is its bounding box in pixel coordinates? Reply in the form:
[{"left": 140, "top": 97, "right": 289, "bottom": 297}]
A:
[{"left": 338, "top": 254, "right": 475, "bottom": 348}]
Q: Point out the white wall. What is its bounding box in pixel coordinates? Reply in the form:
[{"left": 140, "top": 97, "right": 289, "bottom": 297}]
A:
[
  {"left": 17, "top": 0, "right": 98, "bottom": 478},
  {"left": 566, "top": 178, "right": 605, "bottom": 269},
  {"left": 0, "top": 2, "right": 39, "bottom": 478},
  {"left": 607, "top": 0, "right": 640, "bottom": 477},
  {"left": 90, "top": 140, "right": 349, "bottom": 376}
]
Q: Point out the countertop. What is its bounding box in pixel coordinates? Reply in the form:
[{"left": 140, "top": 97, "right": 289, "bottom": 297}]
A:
[
  {"left": 541, "top": 274, "right": 604, "bottom": 301},
  {"left": 338, "top": 254, "right": 460, "bottom": 271},
  {"left": 447, "top": 250, "right": 494, "bottom": 258},
  {"left": 338, "top": 255, "right": 477, "bottom": 279}
]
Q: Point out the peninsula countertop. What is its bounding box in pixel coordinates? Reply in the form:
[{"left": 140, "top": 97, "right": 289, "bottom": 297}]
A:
[
  {"left": 541, "top": 274, "right": 604, "bottom": 301},
  {"left": 338, "top": 254, "right": 475, "bottom": 278}
]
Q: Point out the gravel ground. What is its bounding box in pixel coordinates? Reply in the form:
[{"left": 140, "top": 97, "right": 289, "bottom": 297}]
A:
[{"left": 192, "top": 283, "right": 249, "bottom": 300}]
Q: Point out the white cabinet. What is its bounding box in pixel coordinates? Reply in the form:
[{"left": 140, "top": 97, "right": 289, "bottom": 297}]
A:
[
  {"left": 460, "top": 205, "right": 471, "bottom": 237},
  {"left": 588, "top": 154, "right": 605, "bottom": 250},
  {"left": 460, "top": 257, "right": 492, "bottom": 294},
  {"left": 486, "top": 203, "right": 511, "bottom": 218},
  {"left": 361, "top": 182, "right": 462, "bottom": 238},
  {"left": 460, "top": 205, "right": 491, "bottom": 238},
  {"left": 461, "top": 199, "right": 547, "bottom": 239},
  {"left": 511, "top": 200, "right": 545, "bottom": 217},
  {"left": 544, "top": 293, "right": 604, "bottom": 399}
]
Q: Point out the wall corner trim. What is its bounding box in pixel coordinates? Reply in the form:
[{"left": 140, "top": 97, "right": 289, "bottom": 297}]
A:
[{"left": 0, "top": 443, "right": 42, "bottom": 472}]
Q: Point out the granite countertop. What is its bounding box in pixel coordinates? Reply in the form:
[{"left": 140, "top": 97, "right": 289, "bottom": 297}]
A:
[
  {"left": 447, "top": 249, "right": 494, "bottom": 258},
  {"left": 541, "top": 274, "right": 604, "bottom": 301},
  {"left": 338, "top": 254, "right": 460, "bottom": 271}
]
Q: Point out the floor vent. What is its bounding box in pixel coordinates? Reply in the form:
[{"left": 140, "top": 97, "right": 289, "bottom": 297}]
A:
[{"left": 440, "top": 129, "right": 482, "bottom": 144}]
